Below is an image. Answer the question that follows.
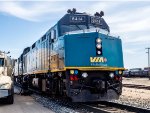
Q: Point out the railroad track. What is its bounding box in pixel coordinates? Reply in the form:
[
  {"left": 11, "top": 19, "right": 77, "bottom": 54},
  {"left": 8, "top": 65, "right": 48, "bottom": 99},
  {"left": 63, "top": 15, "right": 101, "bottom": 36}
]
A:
[
  {"left": 83, "top": 101, "right": 150, "bottom": 113},
  {"left": 14, "top": 85, "right": 150, "bottom": 113},
  {"left": 123, "top": 84, "right": 150, "bottom": 90},
  {"left": 30, "top": 91, "right": 150, "bottom": 113}
]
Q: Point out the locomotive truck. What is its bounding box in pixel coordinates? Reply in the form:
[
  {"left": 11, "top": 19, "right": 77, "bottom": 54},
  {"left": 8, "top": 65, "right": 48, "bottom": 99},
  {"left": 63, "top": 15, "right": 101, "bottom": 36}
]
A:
[
  {"left": 14, "top": 9, "right": 124, "bottom": 102},
  {"left": 0, "top": 51, "right": 14, "bottom": 104}
]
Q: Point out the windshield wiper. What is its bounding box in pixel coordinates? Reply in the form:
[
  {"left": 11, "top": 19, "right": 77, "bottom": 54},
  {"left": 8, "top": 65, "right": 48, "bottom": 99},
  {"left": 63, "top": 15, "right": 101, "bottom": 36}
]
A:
[{"left": 75, "top": 25, "right": 82, "bottom": 30}]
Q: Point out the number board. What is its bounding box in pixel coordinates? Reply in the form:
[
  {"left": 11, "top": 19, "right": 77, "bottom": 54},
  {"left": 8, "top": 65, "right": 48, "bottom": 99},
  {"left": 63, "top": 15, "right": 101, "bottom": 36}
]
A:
[
  {"left": 91, "top": 17, "right": 101, "bottom": 25},
  {"left": 70, "top": 16, "right": 86, "bottom": 23}
]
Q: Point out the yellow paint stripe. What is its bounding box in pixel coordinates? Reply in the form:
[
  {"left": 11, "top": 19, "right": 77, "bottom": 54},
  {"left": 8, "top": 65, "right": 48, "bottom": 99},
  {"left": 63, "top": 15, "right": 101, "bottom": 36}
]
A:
[
  {"left": 65, "top": 66, "right": 125, "bottom": 71},
  {"left": 30, "top": 70, "right": 48, "bottom": 74},
  {"left": 24, "top": 66, "right": 125, "bottom": 75},
  {"left": 26, "top": 69, "right": 66, "bottom": 75},
  {"left": 51, "top": 69, "right": 66, "bottom": 72}
]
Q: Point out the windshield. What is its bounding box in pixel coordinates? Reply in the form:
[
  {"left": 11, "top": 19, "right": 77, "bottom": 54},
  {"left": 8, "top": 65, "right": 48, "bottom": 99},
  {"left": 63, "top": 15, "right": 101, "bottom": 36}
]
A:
[
  {"left": 60, "top": 25, "right": 87, "bottom": 35},
  {"left": 60, "top": 24, "right": 109, "bottom": 36},
  {"left": 0, "top": 58, "right": 4, "bottom": 67}
]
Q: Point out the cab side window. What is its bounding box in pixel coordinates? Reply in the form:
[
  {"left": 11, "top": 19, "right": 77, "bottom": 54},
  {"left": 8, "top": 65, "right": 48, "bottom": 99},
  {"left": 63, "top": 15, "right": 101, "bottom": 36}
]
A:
[
  {"left": 51, "top": 29, "right": 56, "bottom": 40},
  {"left": 0, "top": 58, "right": 4, "bottom": 67}
]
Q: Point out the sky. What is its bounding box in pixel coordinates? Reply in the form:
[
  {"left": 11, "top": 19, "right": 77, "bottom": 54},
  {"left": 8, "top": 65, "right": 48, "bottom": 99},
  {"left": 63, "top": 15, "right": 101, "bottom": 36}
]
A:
[{"left": 0, "top": 0, "right": 150, "bottom": 69}]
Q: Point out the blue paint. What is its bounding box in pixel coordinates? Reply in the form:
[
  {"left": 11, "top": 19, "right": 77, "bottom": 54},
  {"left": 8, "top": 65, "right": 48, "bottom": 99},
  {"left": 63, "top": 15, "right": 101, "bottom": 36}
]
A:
[{"left": 64, "top": 32, "right": 124, "bottom": 68}]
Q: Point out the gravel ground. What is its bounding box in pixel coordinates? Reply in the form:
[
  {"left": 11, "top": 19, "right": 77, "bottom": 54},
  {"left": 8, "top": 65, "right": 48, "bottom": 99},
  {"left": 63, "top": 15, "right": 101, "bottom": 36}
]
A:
[
  {"left": 32, "top": 94, "right": 90, "bottom": 113},
  {"left": 110, "top": 78, "right": 150, "bottom": 110},
  {"left": 32, "top": 94, "right": 131, "bottom": 113}
]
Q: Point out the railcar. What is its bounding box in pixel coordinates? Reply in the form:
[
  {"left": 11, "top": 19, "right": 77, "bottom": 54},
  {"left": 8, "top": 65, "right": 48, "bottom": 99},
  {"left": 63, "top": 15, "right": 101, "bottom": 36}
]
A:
[
  {"left": 129, "top": 68, "right": 143, "bottom": 77},
  {"left": 14, "top": 9, "right": 124, "bottom": 102},
  {"left": 142, "top": 67, "right": 150, "bottom": 77},
  {"left": 123, "top": 69, "right": 130, "bottom": 77}
]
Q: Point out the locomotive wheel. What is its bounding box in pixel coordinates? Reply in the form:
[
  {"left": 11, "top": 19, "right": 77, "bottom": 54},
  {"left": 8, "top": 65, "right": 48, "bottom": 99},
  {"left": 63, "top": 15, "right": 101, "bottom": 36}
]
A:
[
  {"left": 52, "top": 77, "right": 59, "bottom": 95},
  {"left": 58, "top": 79, "right": 64, "bottom": 96}
]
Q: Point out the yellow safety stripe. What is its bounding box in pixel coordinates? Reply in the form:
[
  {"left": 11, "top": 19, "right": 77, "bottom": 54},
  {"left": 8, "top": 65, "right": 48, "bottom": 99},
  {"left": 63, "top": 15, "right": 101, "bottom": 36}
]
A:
[
  {"left": 24, "top": 66, "right": 125, "bottom": 75},
  {"left": 64, "top": 66, "right": 125, "bottom": 71},
  {"left": 51, "top": 69, "right": 66, "bottom": 72}
]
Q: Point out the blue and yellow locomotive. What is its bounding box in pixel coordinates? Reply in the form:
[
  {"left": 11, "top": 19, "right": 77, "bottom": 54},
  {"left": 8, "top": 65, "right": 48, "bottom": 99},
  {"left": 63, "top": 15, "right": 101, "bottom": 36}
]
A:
[{"left": 14, "top": 9, "right": 124, "bottom": 102}]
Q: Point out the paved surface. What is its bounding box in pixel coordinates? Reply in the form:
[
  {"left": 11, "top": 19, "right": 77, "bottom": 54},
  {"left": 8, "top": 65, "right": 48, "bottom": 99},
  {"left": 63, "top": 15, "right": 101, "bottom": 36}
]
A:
[{"left": 0, "top": 90, "right": 54, "bottom": 113}]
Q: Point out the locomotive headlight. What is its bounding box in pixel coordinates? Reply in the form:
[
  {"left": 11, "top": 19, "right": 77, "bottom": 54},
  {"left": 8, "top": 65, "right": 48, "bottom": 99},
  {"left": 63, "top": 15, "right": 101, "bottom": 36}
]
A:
[
  {"left": 82, "top": 72, "right": 88, "bottom": 78},
  {"left": 109, "top": 73, "right": 114, "bottom": 78},
  {"left": 96, "top": 38, "right": 102, "bottom": 55},
  {"left": 97, "top": 51, "right": 101, "bottom": 55},
  {"left": 96, "top": 38, "right": 102, "bottom": 43},
  {"left": 96, "top": 44, "right": 102, "bottom": 49},
  {"left": 119, "top": 70, "right": 122, "bottom": 74}
]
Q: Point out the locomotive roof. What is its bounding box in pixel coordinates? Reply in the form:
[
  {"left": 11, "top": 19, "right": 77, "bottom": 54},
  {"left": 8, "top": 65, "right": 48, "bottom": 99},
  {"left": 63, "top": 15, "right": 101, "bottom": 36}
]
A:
[{"left": 58, "top": 12, "right": 110, "bottom": 32}]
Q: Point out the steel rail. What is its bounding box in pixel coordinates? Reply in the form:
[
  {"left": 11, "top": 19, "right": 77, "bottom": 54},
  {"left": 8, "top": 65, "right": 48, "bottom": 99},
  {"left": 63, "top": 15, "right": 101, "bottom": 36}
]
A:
[{"left": 85, "top": 101, "right": 150, "bottom": 113}]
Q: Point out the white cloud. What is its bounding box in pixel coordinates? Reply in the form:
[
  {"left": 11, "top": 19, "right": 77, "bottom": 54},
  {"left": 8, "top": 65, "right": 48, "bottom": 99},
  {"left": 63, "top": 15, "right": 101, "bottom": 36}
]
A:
[
  {"left": 0, "top": 2, "right": 66, "bottom": 21},
  {"left": 107, "top": 5, "right": 150, "bottom": 23},
  {"left": 110, "top": 17, "right": 150, "bottom": 34},
  {"left": 103, "top": 2, "right": 150, "bottom": 68},
  {"left": 123, "top": 35, "right": 150, "bottom": 43},
  {"left": 124, "top": 48, "right": 137, "bottom": 54},
  {"left": 86, "top": 1, "right": 125, "bottom": 15}
]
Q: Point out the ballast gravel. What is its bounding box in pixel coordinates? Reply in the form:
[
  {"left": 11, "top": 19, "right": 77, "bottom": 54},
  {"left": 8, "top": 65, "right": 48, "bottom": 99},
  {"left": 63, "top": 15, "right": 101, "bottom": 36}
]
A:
[
  {"left": 32, "top": 78, "right": 150, "bottom": 112},
  {"left": 32, "top": 94, "right": 90, "bottom": 113},
  {"left": 110, "top": 82, "right": 150, "bottom": 110},
  {"left": 121, "top": 78, "right": 150, "bottom": 110}
]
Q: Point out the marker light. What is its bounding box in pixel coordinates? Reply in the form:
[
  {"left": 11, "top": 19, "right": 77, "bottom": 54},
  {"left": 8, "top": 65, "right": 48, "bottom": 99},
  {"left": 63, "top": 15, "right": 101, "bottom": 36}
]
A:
[
  {"left": 109, "top": 73, "right": 114, "bottom": 78},
  {"left": 96, "top": 44, "right": 102, "bottom": 49},
  {"left": 70, "top": 70, "right": 74, "bottom": 74},
  {"left": 82, "top": 72, "right": 88, "bottom": 78},
  {"left": 74, "top": 70, "right": 78, "bottom": 74},
  {"left": 70, "top": 75, "right": 74, "bottom": 81},
  {"left": 70, "top": 75, "right": 78, "bottom": 81},
  {"left": 96, "top": 38, "right": 102, "bottom": 43}
]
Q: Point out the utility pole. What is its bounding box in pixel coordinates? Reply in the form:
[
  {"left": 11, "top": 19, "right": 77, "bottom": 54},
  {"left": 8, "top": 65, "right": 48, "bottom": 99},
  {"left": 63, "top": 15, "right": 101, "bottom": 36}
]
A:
[{"left": 145, "top": 48, "right": 150, "bottom": 79}]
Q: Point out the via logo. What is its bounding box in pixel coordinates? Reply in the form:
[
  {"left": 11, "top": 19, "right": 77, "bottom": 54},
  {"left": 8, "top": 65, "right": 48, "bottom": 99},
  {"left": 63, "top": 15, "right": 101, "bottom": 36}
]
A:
[{"left": 90, "top": 57, "right": 107, "bottom": 63}]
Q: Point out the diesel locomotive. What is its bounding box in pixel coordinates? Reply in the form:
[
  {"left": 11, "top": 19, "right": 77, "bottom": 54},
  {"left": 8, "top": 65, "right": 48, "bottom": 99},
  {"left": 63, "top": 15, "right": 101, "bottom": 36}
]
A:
[{"left": 14, "top": 9, "right": 124, "bottom": 102}]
